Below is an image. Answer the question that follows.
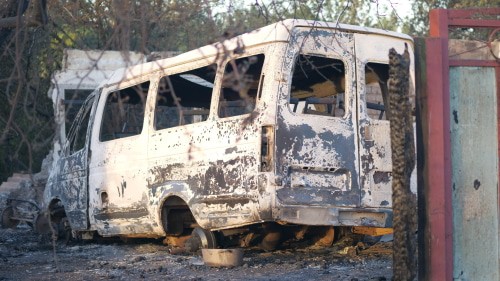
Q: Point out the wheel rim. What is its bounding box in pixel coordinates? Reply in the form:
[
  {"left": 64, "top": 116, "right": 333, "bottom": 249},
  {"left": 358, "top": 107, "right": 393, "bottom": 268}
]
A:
[{"left": 192, "top": 227, "right": 217, "bottom": 249}]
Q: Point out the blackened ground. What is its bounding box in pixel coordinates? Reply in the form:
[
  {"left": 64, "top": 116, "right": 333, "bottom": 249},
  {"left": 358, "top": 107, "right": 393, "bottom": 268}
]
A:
[{"left": 0, "top": 224, "right": 392, "bottom": 281}]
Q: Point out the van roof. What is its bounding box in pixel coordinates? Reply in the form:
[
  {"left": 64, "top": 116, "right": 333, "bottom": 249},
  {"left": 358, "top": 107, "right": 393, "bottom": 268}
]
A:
[{"left": 103, "top": 19, "right": 412, "bottom": 88}]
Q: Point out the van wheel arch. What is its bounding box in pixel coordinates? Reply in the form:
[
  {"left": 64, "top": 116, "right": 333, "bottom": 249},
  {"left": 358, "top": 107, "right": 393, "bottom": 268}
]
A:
[
  {"left": 160, "top": 196, "right": 196, "bottom": 236},
  {"left": 35, "top": 199, "right": 71, "bottom": 242}
]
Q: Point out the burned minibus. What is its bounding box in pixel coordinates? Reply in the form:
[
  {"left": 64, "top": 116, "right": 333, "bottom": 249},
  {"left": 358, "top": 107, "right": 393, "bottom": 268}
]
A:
[{"left": 40, "top": 19, "right": 415, "bottom": 248}]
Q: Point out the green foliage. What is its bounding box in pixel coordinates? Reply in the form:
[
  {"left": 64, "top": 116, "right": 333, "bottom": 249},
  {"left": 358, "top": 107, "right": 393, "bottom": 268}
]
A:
[
  {"left": 407, "top": 0, "right": 498, "bottom": 36},
  {"left": 43, "top": 0, "right": 221, "bottom": 53}
]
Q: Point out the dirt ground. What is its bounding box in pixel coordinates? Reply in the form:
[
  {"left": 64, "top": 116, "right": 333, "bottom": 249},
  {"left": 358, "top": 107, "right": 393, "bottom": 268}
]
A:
[{"left": 0, "top": 224, "right": 393, "bottom": 281}]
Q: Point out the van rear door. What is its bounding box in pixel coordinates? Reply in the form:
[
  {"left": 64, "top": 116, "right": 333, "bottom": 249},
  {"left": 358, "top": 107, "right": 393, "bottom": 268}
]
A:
[
  {"left": 354, "top": 34, "right": 415, "bottom": 208},
  {"left": 275, "top": 27, "right": 360, "bottom": 210}
]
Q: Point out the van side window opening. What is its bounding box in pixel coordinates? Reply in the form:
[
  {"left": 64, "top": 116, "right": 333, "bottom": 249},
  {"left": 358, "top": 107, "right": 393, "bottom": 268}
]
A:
[
  {"left": 365, "top": 63, "right": 390, "bottom": 120},
  {"left": 219, "top": 54, "right": 265, "bottom": 118},
  {"left": 289, "top": 55, "right": 346, "bottom": 117},
  {"left": 99, "top": 81, "right": 150, "bottom": 141},
  {"left": 155, "top": 64, "right": 216, "bottom": 130}
]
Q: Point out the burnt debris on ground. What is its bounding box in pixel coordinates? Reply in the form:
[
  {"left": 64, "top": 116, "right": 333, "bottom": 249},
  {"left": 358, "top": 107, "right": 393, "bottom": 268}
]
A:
[{"left": 0, "top": 224, "right": 392, "bottom": 280}]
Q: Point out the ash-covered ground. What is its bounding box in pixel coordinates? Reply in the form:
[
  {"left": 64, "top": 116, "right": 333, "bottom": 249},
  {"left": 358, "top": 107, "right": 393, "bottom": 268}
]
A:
[{"left": 0, "top": 224, "right": 392, "bottom": 281}]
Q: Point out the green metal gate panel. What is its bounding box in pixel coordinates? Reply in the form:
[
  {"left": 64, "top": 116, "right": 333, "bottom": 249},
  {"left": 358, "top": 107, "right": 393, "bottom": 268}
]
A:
[{"left": 450, "top": 66, "right": 499, "bottom": 280}]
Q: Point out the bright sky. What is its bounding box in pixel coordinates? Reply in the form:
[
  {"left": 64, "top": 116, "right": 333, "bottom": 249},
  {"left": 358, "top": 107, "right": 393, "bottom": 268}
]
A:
[
  {"left": 214, "top": 0, "right": 414, "bottom": 33},
  {"left": 220, "top": 0, "right": 414, "bottom": 20},
  {"left": 374, "top": 0, "right": 413, "bottom": 18}
]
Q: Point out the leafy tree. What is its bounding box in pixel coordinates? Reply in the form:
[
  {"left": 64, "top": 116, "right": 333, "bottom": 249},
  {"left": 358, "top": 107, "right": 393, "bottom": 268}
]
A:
[
  {"left": 0, "top": 0, "right": 226, "bottom": 181},
  {"left": 0, "top": 2, "right": 54, "bottom": 182},
  {"left": 213, "top": 0, "right": 378, "bottom": 37},
  {"left": 407, "top": 0, "right": 498, "bottom": 36},
  {"left": 0, "top": 0, "right": 399, "bottom": 182}
]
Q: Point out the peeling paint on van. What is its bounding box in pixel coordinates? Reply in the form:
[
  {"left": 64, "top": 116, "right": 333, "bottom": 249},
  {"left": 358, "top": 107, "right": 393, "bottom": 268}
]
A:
[{"left": 42, "top": 19, "right": 415, "bottom": 240}]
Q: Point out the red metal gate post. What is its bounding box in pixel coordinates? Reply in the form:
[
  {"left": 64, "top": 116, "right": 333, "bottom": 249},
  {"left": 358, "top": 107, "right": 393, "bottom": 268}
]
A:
[
  {"left": 422, "top": 8, "right": 500, "bottom": 281},
  {"left": 424, "top": 9, "right": 454, "bottom": 281}
]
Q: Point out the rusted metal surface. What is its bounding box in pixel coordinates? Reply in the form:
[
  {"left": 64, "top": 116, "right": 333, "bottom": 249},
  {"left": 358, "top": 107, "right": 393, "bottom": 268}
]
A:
[
  {"left": 42, "top": 20, "right": 415, "bottom": 244},
  {"left": 352, "top": 226, "right": 393, "bottom": 236},
  {"left": 311, "top": 226, "right": 335, "bottom": 247}
]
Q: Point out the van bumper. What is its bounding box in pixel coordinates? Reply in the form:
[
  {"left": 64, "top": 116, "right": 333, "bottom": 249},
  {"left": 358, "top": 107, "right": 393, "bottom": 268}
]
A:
[{"left": 275, "top": 205, "right": 393, "bottom": 227}]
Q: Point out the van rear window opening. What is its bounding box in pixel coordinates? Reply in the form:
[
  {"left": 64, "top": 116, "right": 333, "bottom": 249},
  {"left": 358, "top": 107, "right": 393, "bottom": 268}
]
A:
[
  {"left": 365, "top": 62, "right": 390, "bottom": 121},
  {"left": 290, "top": 55, "right": 346, "bottom": 117}
]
